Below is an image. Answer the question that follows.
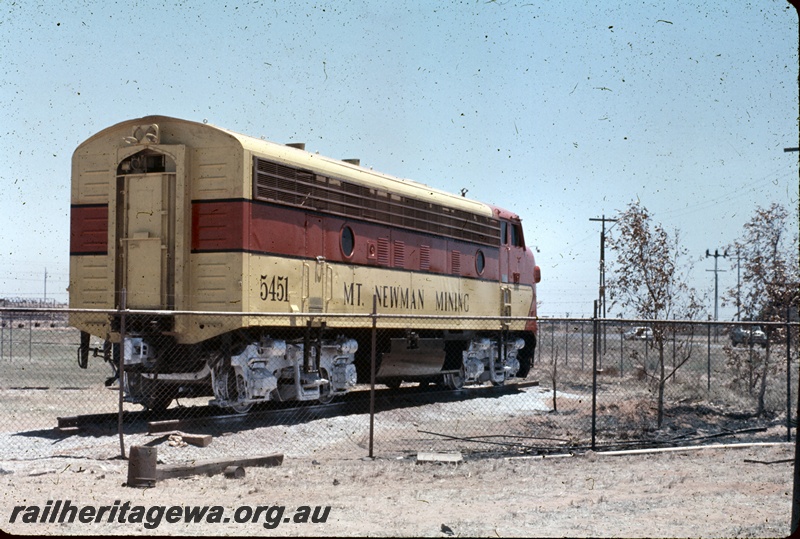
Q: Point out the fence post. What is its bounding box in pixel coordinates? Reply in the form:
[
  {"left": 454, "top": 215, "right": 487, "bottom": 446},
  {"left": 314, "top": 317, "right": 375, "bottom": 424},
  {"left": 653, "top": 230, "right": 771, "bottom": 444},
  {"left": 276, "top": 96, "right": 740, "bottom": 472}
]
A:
[
  {"left": 591, "top": 301, "right": 598, "bottom": 451},
  {"left": 581, "top": 319, "right": 585, "bottom": 370},
  {"left": 538, "top": 320, "right": 543, "bottom": 365},
  {"left": 793, "top": 315, "right": 800, "bottom": 536},
  {"left": 787, "top": 308, "right": 793, "bottom": 443},
  {"left": 619, "top": 323, "right": 623, "bottom": 378},
  {"left": 564, "top": 319, "right": 569, "bottom": 367},
  {"left": 368, "top": 295, "right": 377, "bottom": 459},
  {"left": 118, "top": 289, "right": 127, "bottom": 460}
]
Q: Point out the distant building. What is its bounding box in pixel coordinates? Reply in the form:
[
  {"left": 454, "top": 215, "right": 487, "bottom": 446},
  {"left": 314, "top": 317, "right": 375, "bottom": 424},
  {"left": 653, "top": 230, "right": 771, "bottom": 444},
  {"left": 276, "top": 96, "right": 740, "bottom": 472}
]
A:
[{"left": 0, "top": 298, "right": 69, "bottom": 328}]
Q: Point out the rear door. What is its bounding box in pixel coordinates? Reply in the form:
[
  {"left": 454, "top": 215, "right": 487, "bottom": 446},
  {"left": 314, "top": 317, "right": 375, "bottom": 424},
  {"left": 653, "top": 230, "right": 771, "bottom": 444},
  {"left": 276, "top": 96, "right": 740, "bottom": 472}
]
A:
[
  {"left": 115, "top": 144, "right": 185, "bottom": 310},
  {"left": 120, "top": 171, "right": 176, "bottom": 309}
]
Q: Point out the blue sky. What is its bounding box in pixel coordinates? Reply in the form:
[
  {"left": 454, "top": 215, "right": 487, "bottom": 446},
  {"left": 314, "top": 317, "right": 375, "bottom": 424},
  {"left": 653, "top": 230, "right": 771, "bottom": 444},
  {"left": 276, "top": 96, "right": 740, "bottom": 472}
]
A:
[{"left": 1, "top": 0, "right": 797, "bottom": 319}]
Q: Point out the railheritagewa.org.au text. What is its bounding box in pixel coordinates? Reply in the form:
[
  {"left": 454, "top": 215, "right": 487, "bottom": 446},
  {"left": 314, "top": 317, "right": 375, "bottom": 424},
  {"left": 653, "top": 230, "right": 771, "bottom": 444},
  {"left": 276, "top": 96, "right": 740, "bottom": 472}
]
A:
[{"left": 9, "top": 500, "right": 331, "bottom": 530}]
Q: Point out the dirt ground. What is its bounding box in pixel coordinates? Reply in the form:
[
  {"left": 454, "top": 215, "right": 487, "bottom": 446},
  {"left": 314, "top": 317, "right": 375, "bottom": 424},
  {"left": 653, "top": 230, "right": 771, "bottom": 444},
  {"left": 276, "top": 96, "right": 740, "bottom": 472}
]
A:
[
  {"left": 0, "top": 441, "right": 794, "bottom": 537},
  {"left": 0, "top": 382, "right": 796, "bottom": 537}
]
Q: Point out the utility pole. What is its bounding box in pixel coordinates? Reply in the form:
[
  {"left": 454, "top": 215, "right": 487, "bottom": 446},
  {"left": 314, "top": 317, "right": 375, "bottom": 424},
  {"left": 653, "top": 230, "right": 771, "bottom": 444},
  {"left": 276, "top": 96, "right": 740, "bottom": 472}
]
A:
[
  {"left": 705, "top": 249, "right": 727, "bottom": 322},
  {"left": 706, "top": 248, "right": 727, "bottom": 343},
  {"left": 784, "top": 134, "right": 799, "bottom": 535},
  {"left": 734, "top": 250, "right": 742, "bottom": 321},
  {"left": 590, "top": 215, "right": 617, "bottom": 354}
]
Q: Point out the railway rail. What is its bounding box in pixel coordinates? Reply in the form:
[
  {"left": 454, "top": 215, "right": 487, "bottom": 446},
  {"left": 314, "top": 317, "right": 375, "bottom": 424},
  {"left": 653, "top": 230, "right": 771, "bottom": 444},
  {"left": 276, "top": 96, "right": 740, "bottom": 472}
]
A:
[{"left": 56, "top": 380, "right": 541, "bottom": 435}]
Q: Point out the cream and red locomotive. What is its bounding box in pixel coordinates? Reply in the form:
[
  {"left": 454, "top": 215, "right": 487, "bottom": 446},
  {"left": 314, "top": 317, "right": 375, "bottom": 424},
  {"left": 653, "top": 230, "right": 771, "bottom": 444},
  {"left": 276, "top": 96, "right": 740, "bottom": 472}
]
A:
[{"left": 69, "top": 116, "right": 540, "bottom": 411}]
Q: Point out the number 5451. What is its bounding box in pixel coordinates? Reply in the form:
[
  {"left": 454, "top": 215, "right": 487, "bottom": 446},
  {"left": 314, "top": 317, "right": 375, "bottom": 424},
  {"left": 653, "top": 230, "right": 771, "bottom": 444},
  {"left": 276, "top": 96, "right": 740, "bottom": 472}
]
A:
[{"left": 260, "top": 275, "right": 289, "bottom": 302}]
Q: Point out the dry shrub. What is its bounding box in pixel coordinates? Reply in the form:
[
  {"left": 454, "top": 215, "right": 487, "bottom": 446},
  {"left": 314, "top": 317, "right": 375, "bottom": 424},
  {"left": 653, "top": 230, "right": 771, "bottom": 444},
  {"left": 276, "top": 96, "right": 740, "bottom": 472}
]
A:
[
  {"left": 597, "top": 366, "right": 619, "bottom": 377},
  {"left": 633, "top": 366, "right": 647, "bottom": 381},
  {"left": 552, "top": 396, "right": 584, "bottom": 414},
  {"left": 613, "top": 397, "right": 655, "bottom": 434}
]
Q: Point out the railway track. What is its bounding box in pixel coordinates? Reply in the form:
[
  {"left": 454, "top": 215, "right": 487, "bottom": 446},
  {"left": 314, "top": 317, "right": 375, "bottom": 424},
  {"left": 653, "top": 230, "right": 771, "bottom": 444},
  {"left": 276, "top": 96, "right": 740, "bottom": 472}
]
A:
[{"left": 56, "top": 380, "right": 539, "bottom": 434}]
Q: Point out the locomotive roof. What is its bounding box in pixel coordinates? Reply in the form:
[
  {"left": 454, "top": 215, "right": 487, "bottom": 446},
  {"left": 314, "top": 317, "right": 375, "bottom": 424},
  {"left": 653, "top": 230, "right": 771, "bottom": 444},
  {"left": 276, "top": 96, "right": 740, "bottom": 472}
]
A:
[
  {"left": 84, "top": 115, "right": 504, "bottom": 220},
  {"left": 214, "top": 119, "right": 497, "bottom": 219}
]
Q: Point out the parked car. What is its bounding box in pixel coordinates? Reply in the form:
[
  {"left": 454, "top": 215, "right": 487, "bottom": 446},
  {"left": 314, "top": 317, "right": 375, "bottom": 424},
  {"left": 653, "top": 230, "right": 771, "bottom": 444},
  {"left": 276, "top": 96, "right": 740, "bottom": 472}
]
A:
[
  {"left": 623, "top": 326, "right": 654, "bottom": 341},
  {"left": 730, "top": 325, "right": 767, "bottom": 348}
]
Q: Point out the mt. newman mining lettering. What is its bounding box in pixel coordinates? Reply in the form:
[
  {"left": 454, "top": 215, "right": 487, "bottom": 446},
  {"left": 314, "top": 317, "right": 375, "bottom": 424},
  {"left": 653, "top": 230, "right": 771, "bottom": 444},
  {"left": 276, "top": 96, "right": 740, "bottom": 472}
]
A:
[
  {"left": 343, "top": 283, "right": 469, "bottom": 313},
  {"left": 373, "top": 285, "right": 425, "bottom": 310}
]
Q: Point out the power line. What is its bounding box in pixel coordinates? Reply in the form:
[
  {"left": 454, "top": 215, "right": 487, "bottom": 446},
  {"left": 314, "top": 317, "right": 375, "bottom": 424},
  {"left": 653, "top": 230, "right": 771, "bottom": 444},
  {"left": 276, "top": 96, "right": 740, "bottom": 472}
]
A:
[{"left": 659, "top": 167, "right": 794, "bottom": 221}]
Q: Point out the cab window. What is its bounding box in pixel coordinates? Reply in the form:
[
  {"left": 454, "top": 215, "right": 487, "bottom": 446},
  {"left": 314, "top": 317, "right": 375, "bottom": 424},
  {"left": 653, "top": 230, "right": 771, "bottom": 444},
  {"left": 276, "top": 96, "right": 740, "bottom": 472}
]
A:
[
  {"left": 502, "top": 220, "right": 523, "bottom": 247},
  {"left": 509, "top": 223, "right": 519, "bottom": 246}
]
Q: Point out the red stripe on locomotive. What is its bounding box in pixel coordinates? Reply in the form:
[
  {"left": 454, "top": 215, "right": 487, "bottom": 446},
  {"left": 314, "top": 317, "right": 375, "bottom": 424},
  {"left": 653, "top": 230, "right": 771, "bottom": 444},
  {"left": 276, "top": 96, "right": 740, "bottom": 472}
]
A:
[
  {"left": 191, "top": 200, "right": 247, "bottom": 252},
  {"left": 70, "top": 204, "right": 108, "bottom": 255},
  {"left": 191, "top": 199, "right": 501, "bottom": 281}
]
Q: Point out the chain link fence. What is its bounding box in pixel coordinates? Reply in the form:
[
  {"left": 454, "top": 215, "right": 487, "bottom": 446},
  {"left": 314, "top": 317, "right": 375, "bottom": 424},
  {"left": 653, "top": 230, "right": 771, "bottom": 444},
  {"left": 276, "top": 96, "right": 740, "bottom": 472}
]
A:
[{"left": 0, "top": 307, "right": 796, "bottom": 464}]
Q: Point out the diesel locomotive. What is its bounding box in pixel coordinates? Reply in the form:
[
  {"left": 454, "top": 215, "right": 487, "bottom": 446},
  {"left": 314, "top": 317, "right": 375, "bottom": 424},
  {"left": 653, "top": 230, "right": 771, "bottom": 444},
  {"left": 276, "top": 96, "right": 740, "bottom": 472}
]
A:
[{"left": 69, "top": 116, "right": 540, "bottom": 412}]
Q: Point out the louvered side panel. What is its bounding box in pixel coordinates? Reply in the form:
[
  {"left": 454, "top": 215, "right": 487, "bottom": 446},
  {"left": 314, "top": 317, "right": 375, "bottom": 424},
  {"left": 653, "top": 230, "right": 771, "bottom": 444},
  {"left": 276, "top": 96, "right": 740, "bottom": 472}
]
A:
[
  {"left": 393, "top": 241, "right": 405, "bottom": 268},
  {"left": 191, "top": 252, "right": 245, "bottom": 310},
  {"left": 377, "top": 237, "right": 390, "bottom": 266},
  {"left": 451, "top": 250, "right": 461, "bottom": 274},
  {"left": 252, "top": 156, "right": 500, "bottom": 246},
  {"left": 69, "top": 256, "right": 114, "bottom": 308},
  {"left": 420, "top": 245, "right": 431, "bottom": 271},
  {"left": 192, "top": 147, "right": 241, "bottom": 199}
]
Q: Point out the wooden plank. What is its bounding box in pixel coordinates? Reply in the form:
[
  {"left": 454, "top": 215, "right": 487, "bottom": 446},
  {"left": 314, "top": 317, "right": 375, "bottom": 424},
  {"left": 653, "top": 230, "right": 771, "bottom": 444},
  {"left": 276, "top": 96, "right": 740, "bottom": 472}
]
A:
[
  {"left": 178, "top": 433, "right": 213, "bottom": 447},
  {"left": 416, "top": 452, "right": 463, "bottom": 464},
  {"left": 148, "top": 419, "right": 184, "bottom": 434},
  {"left": 156, "top": 454, "right": 283, "bottom": 480},
  {"left": 57, "top": 416, "right": 80, "bottom": 429}
]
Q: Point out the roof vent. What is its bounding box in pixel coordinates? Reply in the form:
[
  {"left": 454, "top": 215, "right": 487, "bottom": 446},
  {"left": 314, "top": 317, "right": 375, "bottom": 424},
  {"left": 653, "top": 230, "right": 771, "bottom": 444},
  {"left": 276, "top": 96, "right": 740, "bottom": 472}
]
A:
[
  {"left": 342, "top": 158, "right": 360, "bottom": 166},
  {"left": 285, "top": 143, "right": 306, "bottom": 150}
]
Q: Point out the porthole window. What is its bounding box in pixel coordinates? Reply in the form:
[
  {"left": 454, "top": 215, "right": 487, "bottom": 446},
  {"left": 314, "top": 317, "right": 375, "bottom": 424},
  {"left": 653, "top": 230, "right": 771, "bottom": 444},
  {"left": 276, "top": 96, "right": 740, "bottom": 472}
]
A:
[
  {"left": 475, "top": 250, "right": 485, "bottom": 275},
  {"left": 341, "top": 225, "right": 355, "bottom": 257}
]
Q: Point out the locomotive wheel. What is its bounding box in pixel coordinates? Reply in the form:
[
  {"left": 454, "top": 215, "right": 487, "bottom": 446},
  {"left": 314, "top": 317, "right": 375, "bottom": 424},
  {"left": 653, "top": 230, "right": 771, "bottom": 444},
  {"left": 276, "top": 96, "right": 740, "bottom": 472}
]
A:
[
  {"left": 225, "top": 371, "right": 253, "bottom": 414},
  {"left": 443, "top": 369, "right": 464, "bottom": 390},
  {"left": 318, "top": 368, "right": 334, "bottom": 404},
  {"left": 228, "top": 400, "right": 254, "bottom": 414},
  {"left": 126, "top": 372, "right": 174, "bottom": 412},
  {"left": 213, "top": 362, "right": 253, "bottom": 414},
  {"left": 384, "top": 378, "right": 402, "bottom": 390},
  {"left": 516, "top": 354, "right": 532, "bottom": 379},
  {"left": 515, "top": 334, "right": 536, "bottom": 378},
  {"left": 142, "top": 391, "right": 174, "bottom": 412}
]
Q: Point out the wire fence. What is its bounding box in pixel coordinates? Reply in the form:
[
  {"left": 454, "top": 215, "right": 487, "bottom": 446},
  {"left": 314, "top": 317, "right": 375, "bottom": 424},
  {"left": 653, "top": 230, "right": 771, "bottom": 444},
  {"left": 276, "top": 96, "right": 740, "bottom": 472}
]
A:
[{"left": 0, "top": 307, "right": 796, "bottom": 463}]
